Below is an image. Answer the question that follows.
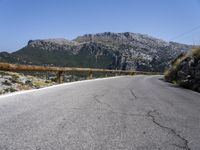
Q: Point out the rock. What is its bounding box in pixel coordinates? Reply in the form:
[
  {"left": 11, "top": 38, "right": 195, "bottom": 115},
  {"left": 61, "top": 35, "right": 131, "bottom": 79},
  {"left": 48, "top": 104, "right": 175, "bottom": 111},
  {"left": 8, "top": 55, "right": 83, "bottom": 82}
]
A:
[
  {"left": 165, "top": 47, "right": 200, "bottom": 92},
  {"left": 0, "top": 71, "right": 55, "bottom": 94}
]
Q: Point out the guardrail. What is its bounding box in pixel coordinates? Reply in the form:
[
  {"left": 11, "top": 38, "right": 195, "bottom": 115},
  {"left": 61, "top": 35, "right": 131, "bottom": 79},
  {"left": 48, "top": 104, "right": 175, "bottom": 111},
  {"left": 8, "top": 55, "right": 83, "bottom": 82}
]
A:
[{"left": 0, "top": 62, "right": 159, "bottom": 83}]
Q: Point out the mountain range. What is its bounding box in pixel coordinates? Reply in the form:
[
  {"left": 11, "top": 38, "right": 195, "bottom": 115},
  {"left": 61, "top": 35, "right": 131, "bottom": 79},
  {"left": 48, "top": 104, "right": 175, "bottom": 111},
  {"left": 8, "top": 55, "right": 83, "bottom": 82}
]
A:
[{"left": 0, "top": 32, "right": 192, "bottom": 72}]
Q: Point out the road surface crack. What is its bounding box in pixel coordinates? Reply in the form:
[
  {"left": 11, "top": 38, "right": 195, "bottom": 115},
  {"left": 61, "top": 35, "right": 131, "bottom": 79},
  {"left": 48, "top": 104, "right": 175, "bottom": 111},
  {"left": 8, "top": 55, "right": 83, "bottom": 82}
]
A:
[
  {"left": 129, "top": 89, "right": 137, "bottom": 99},
  {"left": 114, "top": 112, "right": 146, "bottom": 117},
  {"left": 93, "top": 95, "right": 113, "bottom": 110},
  {"left": 93, "top": 95, "right": 145, "bottom": 117},
  {"left": 147, "top": 110, "right": 190, "bottom": 150}
]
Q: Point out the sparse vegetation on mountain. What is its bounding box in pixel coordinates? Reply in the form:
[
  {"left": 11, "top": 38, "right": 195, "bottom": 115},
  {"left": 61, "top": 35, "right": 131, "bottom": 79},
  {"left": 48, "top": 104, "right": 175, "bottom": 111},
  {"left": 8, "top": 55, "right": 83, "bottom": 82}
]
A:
[{"left": 0, "top": 32, "right": 192, "bottom": 72}]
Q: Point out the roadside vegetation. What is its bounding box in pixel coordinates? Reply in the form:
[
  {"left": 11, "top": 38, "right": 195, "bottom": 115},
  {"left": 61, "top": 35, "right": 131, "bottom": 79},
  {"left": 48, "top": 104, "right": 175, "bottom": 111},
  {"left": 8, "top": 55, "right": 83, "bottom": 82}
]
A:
[
  {"left": 0, "top": 71, "right": 55, "bottom": 95},
  {"left": 165, "top": 47, "right": 200, "bottom": 92}
]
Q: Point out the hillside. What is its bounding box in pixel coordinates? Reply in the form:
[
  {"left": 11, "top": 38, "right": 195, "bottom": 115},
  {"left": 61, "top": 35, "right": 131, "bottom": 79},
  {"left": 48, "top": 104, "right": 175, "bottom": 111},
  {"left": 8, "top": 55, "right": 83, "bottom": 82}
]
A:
[
  {"left": 0, "top": 32, "right": 192, "bottom": 72},
  {"left": 165, "top": 47, "right": 200, "bottom": 92}
]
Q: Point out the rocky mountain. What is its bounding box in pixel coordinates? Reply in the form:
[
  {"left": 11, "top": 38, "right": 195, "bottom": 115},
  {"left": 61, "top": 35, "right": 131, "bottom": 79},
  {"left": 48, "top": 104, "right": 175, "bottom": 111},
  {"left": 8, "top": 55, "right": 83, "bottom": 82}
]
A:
[
  {"left": 0, "top": 32, "right": 193, "bottom": 72},
  {"left": 165, "top": 47, "right": 200, "bottom": 92}
]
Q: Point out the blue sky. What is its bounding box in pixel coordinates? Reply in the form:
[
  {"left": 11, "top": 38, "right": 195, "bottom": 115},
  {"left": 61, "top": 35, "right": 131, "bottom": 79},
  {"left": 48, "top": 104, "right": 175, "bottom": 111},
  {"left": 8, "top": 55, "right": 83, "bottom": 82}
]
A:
[{"left": 0, "top": 0, "right": 200, "bottom": 51}]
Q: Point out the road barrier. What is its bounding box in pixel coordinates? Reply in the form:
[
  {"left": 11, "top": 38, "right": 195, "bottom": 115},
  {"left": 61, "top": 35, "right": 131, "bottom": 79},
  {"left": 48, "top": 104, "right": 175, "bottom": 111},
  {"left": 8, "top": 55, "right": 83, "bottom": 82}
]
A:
[{"left": 0, "top": 62, "right": 160, "bottom": 83}]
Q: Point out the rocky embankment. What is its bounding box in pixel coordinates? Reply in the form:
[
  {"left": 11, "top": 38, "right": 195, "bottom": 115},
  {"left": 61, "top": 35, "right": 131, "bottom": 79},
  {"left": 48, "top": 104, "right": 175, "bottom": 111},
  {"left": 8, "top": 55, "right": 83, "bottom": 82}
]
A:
[
  {"left": 165, "top": 47, "right": 200, "bottom": 92},
  {"left": 0, "top": 71, "right": 55, "bottom": 95}
]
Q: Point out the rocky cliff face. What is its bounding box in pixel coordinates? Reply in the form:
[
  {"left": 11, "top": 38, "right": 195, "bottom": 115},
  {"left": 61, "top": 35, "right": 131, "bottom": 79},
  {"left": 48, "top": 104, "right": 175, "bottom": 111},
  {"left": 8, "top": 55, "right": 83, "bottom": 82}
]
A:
[
  {"left": 0, "top": 32, "right": 192, "bottom": 72},
  {"left": 74, "top": 32, "right": 192, "bottom": 71},
  {"left": 165, "top": 47, "right": 200, "bottom": 92}
]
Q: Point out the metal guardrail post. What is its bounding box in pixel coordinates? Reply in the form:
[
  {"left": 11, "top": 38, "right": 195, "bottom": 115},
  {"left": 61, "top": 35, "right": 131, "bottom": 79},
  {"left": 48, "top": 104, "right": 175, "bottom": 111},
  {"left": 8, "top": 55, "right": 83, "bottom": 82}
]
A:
[
  {"left": 57, "top": 71, "right": 63, "bottom": 83},
  {"left": 88, "top": 71, "right": 93, "bottom": 79},
  {"left": 105, "top": 73, "right": 108, "bottom": 77}
]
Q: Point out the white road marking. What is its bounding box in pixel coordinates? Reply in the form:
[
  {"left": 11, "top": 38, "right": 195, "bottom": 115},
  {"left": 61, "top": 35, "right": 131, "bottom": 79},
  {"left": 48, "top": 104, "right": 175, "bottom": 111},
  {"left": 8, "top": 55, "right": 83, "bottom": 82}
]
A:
[{"left": 0, "top": 76, "right": 125, "bottom": 99}]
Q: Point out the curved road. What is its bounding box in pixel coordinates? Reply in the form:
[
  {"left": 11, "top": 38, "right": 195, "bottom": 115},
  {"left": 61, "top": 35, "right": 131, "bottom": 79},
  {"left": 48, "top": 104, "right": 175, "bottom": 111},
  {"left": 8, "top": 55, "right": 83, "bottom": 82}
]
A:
[{"left": 0, "top": 75, "right": 199, "bottom": 150}]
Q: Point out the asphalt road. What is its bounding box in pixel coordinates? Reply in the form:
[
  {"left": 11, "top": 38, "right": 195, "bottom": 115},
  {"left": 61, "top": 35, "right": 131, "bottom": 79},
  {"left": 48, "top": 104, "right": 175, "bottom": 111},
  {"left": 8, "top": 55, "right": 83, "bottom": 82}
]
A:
[{"left": 0, "top": 75, "right": 199, "bottom": 150}]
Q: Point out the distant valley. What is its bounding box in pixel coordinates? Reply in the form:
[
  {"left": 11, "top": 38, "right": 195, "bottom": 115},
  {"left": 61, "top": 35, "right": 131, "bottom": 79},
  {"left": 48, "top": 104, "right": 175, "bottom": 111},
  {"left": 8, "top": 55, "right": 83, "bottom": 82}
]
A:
[{"left": 0, "top": 32, "right": 192, "bottom": 72}]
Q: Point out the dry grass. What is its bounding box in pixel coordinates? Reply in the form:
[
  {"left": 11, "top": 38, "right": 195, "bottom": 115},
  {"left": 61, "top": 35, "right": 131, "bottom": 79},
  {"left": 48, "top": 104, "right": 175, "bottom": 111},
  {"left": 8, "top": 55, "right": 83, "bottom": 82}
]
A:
[
  {"left": 164, "top": 46, "right": 200, "bottom": 82},
  {"left": 191, "top": 47, "right": 200, "bottom": 56},
  {"left": 169, "top": 47, "right": 200, "bottom": 70}
]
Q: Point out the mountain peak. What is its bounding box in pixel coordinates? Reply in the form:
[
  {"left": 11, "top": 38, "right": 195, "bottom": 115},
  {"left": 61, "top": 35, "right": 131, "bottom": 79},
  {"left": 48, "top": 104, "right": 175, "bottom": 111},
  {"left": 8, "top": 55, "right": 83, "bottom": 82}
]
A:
[
  {"left": 74, "top": 32, "right": 169, "bottom": 47},
  {"left": 28, "top": 38, "right": 79, "bottom": 47}
]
